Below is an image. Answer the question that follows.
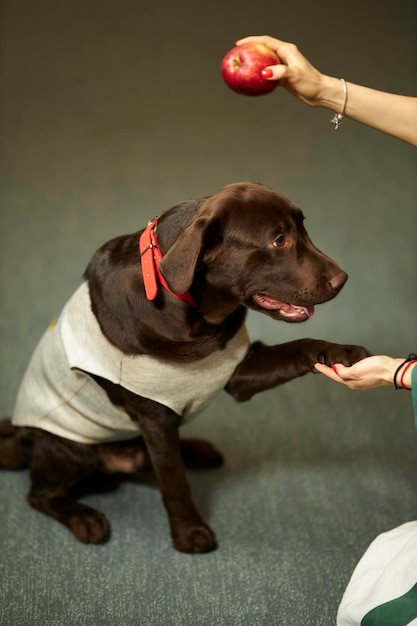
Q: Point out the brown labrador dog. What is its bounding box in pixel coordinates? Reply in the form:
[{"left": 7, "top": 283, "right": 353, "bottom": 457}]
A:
[{"left": 0, "top": 182, "right": 369, "bottom": 553}]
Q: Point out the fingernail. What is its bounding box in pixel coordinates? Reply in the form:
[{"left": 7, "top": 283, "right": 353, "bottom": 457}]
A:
[
  {"left": 261, "top": 68, "right": 273, "bottom": 78},
  {"left": 332, "top": 365, "right": 339, "bottom": 374}
]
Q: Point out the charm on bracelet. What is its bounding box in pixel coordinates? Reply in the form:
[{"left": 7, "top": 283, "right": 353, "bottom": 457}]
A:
[{"left": 330, "top": 78, "right": 347, "bottom": 131}]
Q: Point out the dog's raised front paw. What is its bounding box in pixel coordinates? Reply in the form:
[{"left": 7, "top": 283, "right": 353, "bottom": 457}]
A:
[{"left": 316, "top": 343, "right": 371, "bottom": 368}]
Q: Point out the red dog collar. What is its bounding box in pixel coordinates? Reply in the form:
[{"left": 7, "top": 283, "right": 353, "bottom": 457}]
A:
[{"left": 139, "top": 218, "right": 196, "bottom": 307}]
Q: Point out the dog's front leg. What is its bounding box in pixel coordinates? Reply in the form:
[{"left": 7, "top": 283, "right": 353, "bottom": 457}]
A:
[
  {"left": 130, "top": 400, "right": 217, "bottom": 554},
  {"left": 226, "top": 338, "right": 370, "bottom": 401}
]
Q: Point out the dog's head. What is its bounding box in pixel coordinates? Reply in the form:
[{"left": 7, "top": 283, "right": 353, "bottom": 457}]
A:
[{"left": 159, "top": 182, "right": 347, "bottom": 324}]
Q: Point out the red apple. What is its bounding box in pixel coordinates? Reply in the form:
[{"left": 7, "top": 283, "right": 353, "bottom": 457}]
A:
[{"left": 221, "top": 42, "right": 281, "bottom": 96}]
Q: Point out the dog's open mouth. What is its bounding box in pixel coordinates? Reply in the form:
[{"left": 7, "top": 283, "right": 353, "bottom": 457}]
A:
[{"left": 252, "top": 293, "right": 315, "bottom": 320}]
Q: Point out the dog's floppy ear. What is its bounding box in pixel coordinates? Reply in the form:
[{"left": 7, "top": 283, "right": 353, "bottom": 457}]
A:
[
  {"left": 159, "top": 182, "right": 252, "bottom": 294},
  {"left": 159, "top": 215, "right": 213, "bottom": 295}
]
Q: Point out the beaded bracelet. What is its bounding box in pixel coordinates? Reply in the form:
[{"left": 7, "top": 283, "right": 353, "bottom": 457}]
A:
[{"left": 394, "top": 353, "right": 417, "bottom": 390}]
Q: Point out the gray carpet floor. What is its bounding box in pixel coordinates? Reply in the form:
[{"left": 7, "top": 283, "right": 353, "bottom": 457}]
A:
[{"left": 1, "top": 0, "right": 416, "bottom": 624}]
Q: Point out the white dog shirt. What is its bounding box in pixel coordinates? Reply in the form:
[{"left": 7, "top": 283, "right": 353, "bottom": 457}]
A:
[{"left": 12, "top": 282, "right": 250, "bottom": 444}]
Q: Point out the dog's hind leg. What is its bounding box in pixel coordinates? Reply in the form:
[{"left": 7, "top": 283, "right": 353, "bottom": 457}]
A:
[
  {"left": 0, "top": 419, "right": 30, "bottom": 469},
  {"left": 180, "top": 438, "right": 224, "bottom": 469},
  {"left": 27, "top": 432, "right": 111, "bottom": 544},
  {"left": 97, "top": 436, "right": 224, "bottom": 473},
  {"left": 28, "top": 491, "right": 111, "bottom": 544}
]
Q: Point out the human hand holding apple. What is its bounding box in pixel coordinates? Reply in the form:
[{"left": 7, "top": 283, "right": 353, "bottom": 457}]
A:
[{"left": 221, "top": 42, "right": 281, "bottom": 96}]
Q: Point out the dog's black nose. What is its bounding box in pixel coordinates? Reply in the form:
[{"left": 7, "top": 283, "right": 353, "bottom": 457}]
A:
[{"left": 329, "top": 271, "right": 348, "bottom": 292}]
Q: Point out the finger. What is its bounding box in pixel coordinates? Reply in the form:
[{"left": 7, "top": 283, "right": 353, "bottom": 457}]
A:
[
  {"left": 314, "top": 363, "right": 344, "bottom": 383},
  {"left": 261, "top": 64, "right": 288, "bottom": 81},
  {"left": 236, "top": 36, "right": 297, "bottom": 66},
  {"left": 330, "top": 363, "right": 352, "bottom": 380}
]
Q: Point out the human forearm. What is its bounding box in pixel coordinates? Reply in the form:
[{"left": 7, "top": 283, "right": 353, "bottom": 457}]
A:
[{"left": 318, "top": 75, "right": 417, "bottom": 146}]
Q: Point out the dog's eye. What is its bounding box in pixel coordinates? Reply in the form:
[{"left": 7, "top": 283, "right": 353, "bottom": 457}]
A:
[{"left": 273, "top": 234, "right": 285, "bottom": 247}]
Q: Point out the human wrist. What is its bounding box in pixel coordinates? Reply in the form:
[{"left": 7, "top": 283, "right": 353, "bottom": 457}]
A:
[
  {"left": 317, "top": 75, "right": 348, "bottom": 112},
  {"left": 401, "top": 361, "right": 417, "bottom": 390},
  {"left": 377, "top": 357, "right": 403, "bottom": 386},
  {"left": 393, "top": 355, "right": 417, "bottom": 390}
]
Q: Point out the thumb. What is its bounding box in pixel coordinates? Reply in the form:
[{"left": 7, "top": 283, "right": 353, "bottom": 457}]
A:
[
  {"left": 261, "top": 64, "right": 288, "bottom": 81},
  {"left": 332, "top": 363, "right": 351, "bottom": 379}
]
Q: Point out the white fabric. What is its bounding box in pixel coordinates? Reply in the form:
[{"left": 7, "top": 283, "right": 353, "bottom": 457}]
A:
[
  {"left": 12, "top": 282, "right": 250, "bottom": 444},
  {"left": 337, "top": 520, "right": 417, "bottom": 626}
]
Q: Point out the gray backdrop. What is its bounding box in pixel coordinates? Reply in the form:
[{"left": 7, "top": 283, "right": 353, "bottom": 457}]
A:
[{"left": 1, "top": 0, "right": 416, "bottom": 624}]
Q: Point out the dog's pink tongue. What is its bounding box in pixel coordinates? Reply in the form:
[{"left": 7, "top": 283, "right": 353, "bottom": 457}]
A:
[{"left": 284, "top": 303, "right": 315, "bottom": 318}]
